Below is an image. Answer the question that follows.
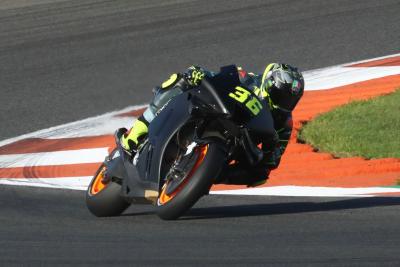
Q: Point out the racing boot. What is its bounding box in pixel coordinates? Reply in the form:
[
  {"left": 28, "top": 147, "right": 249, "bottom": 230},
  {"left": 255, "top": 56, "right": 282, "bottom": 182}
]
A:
[
  {"left": 260, "top": 146, "right": 282, "bottom": 170},
  {"left": 120, "top": 116, "right": 149, "bottom": 155}
]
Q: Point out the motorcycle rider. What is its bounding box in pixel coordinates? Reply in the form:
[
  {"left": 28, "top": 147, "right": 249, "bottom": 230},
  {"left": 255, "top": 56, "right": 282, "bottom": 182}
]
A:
[{"left": 120, "top": 63, "right": 304, "bottom": 186}]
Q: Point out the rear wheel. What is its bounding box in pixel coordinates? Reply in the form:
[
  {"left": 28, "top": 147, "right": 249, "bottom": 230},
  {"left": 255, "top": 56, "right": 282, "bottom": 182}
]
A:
[
  {"left": 86, "top": 154, "right": 130, "bottom": 217},
  {"left": 156, "top": 142, "right": 226, "bottom": 220}
]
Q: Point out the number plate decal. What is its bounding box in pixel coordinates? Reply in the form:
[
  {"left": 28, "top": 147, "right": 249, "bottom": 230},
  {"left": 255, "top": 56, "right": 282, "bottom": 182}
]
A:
[{"left": 229, "top": 86, "right": 262, "bottom": 115}]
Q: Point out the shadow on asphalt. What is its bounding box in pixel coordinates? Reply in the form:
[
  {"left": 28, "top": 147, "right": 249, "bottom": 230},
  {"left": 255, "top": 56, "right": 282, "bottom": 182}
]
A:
[
  {"left": 120, "top": 211, "right": 154, "bottom": 217},
  {"left": 181, "top": 197, "right": 400, "bottom": 220}
]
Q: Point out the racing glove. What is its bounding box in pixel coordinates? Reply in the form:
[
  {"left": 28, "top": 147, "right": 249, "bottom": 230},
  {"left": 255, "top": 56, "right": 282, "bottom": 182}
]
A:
[{"left": 184, "top": 66, "right": 206, "bottom": 86}]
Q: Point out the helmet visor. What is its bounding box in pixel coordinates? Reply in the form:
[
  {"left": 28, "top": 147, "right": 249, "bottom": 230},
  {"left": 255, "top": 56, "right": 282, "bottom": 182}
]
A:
[{"left": 268, "top": 79, "right": 304, "bottom": 111}]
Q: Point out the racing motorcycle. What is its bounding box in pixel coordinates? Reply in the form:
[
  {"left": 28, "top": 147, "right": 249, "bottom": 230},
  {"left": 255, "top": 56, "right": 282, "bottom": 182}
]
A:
[{"left": 86, "top": 65, "right": 271, "bottom": 220}]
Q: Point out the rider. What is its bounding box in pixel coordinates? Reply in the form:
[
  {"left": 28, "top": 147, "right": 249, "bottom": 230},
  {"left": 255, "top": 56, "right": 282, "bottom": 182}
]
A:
[{"left": 121, "top": 63, "right": 304, "bottom": 186}]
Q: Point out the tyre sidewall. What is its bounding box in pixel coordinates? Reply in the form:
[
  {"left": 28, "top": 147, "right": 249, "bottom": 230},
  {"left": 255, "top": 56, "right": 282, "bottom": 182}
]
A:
[{"left": 86, "top": 164, "right": 130, "bottom": 217}]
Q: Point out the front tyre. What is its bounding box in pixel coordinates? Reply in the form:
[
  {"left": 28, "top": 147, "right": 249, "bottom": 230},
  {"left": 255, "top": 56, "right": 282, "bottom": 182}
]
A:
[
  {"left": 86, "top": 162, "right": 130, "bottom": 217},
  {"left": 156, "top": 142, "right": 226, "bottom": 220}
]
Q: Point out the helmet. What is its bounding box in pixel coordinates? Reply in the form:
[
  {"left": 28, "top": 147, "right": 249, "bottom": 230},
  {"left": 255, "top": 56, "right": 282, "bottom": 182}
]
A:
[{"left": 261, "top": 63, "right": 304, "bottom": 112}]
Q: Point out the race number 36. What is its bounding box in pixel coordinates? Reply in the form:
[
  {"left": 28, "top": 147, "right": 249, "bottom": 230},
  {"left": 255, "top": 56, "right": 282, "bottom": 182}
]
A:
[{"left": 229, "top": 86, "right": 263, "bottom": 115}]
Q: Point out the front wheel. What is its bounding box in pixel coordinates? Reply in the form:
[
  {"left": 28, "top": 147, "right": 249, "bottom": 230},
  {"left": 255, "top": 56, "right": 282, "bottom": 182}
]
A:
[
  {"left": 156, "top": 142, "right": 226, "bottom": 220},
  {"left": 86, "top": 159, "right": 130, "bottom": 217}
]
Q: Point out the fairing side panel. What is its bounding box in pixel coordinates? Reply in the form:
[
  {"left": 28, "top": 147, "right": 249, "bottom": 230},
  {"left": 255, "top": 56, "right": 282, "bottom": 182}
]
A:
[{"left": 146, "top": 92, "right": 193, "bottom": 185}]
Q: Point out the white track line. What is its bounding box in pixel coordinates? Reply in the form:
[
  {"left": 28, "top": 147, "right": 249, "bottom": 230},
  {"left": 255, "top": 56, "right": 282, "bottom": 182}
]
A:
[
  {"left": 343, "top": 52, "right": 400, "bottom": 66},
  {"left": 0, "top": 104, "right": 147, "bottom": 147},
  {"left": 303, "top": 66, "right": 400, "bottom": 90},
  {"left": 1, "top": 179, "right": 399, "bottom": 197},
  {"left": 0, "top": 148, "right": 109, "bottom": 168},
  {"left": 0, "top": 176, "right": 92, "bottom": 190},
  {"left": 211, "top": 186, "right": 400, "bottom": 197}
]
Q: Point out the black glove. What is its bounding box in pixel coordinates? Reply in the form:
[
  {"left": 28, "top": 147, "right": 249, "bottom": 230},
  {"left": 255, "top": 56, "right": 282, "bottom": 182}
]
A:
[{"left": 184, "top": 66, "right": 206, "bottom": 86}]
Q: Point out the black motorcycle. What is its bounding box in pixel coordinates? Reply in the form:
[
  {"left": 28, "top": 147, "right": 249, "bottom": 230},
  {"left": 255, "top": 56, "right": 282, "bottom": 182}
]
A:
[{"left": 86, "top": 65, "right": 272, "bottom": 220}]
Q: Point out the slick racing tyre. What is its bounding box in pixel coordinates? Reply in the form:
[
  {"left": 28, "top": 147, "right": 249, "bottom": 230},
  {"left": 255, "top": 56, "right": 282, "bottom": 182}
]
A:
[
  {"left": 86, "top": 159, "right": 130, "bottom": 217},
  {"left": 156, "top": 141, "right": 226, "bottom": 220}
]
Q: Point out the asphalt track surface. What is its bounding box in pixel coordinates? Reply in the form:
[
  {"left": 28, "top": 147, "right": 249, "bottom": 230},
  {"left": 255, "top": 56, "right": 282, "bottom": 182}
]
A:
[{"left": 1, "top": 0, "right": 400, "bottom": 266}]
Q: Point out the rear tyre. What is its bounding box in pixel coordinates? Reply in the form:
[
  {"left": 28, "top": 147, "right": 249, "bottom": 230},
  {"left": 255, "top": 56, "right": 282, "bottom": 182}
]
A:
[
  {"left": 86, "top": 162, "right": 130, "bottom": 217},
  {"left": 156, "top": 142, "right": 226, "bottom": 220}
]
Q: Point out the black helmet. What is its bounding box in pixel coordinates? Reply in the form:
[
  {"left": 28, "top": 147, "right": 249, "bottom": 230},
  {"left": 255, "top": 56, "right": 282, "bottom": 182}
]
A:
[{"left": 261, "top": 63, "right": 304, "bottom": 112}]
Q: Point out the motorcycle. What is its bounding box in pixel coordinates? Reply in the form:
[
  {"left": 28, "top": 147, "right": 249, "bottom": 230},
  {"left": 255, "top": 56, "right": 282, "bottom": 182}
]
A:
[{"left": 86, "top": 65, "right": 272, "bottom": 220}]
